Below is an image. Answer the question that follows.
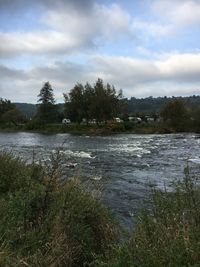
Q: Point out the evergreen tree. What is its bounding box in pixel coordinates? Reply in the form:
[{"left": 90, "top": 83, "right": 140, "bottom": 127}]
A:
[
  {"left": 36, "top": 82, "right": 58, "bottom": 123},
  {"left": 37, "top": 82, "right": 55, "bottom": 104}
]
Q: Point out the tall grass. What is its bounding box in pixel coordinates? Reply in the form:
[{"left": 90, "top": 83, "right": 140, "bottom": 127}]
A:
[
  {"left": 0, "top": 152, "right": 199, "bottom": 266},
  {"left": 96, "top": 165, "right": 200, "bottom": 267},
  {"left": 0, "top": 152, "right": 117, "bottom": 266}
]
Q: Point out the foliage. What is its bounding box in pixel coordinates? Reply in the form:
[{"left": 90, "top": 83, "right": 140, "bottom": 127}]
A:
[
  {"left": 126, "top": 95, "right": 200, "bottom": 114},
  {"left": 0, "top": 152, "right": 117, "bottom": 267},
  {"left": 96, "top": 166, "right": 200, "bottom": 267},
  {"left": 14, "top": 103, "right": 37, "bottom": 118},
  {"left": 0, "top": 151, "right": 200, "bottom": 267},
  {"left": 64, "top": 78, "right": 122, "bottom": 124},
  {"left": 14, "top": 95, "right": 200, "bottom": 121},
  {"left": 0, "top": 98, "right": 15, "bottom": 115},
  {"left": 37, "top": 82, "right": 55, "bottom": 105},
  {"left": 64, "top": 83, "right": 85, "bottom": 124},
  {"left": 24, "top": 118, "right": 45, "bottom": 130},
  {"left": 190, "top": 106, "right": 200, "bottom": 130},
  {"left": 36, "top": 82, "right": 59, "bottom": 123},
  {"left": 160, "top": 99, "right": 189, "bottom": 130},
  {"left": 0, "top": 98, "right": 16, "bottom": 122},
  {"left": 1, "top": 107, "right": 26, "bottom": 125}
]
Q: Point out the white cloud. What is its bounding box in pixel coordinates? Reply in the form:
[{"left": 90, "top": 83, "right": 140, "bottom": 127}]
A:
[
  {"left": 131, "top": 20, "right": 172, "bottom": 38},
  {"left": 0, "top": 31, "right": 85, "bottom": 57},
  {"left": 0, "top": 1, "right": 176, "bottom": 59},
  {"left": 91, "top": 53, "right": 200, "bottom": 85},
  {"left": 0, "top": 0, "right": 199, "bottom": 101},
  {"left": 1, "top": 52, "right": 200, "bottom": 102},
  {"left": 152, "top": 0, "right": 200, "bottom": 27},
  {"left": 156, "top": 53, "right": 200, "bottom": 81},
  {"left": 0, "top": 3, "right": 134, "bottom": 58}
]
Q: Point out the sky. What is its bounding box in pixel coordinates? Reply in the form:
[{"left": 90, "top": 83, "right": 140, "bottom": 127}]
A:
[{"left": 0, "top": 0, "right": 200, "bottom": 103}]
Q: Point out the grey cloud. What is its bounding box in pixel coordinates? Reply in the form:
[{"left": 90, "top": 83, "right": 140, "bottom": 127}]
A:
[
  {"left": 31, "top": 61, "right": 88, "bottom": 84},
  {"left": 0, "top": 0, "right": 94, "bottom": 13},
  {"left": 1, "top": 52, "right": 200, "bottom": 102},
  {"left": 0, "top": 65, "right": 28, "bottom": 80},
  {"left": 0, "top": 3, "right": 135, "bottom": 58}
]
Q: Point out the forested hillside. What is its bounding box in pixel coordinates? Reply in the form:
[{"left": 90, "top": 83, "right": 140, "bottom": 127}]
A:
[
  {"left": 15, "top": 95, "right": 200, "bottom": 118},
  {"left": 125, "top": 95, "right": 200, "bottom": 114},
  {"left": 14, "top": 103, "right": 37, "bottom": 118}
]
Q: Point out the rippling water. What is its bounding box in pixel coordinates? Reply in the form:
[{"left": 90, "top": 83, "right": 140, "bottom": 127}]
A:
[{"left": 0, "top": 132, "right": 200, "bottom": 228}]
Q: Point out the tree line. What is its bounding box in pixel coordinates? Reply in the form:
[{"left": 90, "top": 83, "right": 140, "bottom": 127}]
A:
[
  {"left": 0, "top": 98, "right": 26, "bottom": 125},
  {"left": 0, "top": 79, "right": 200, "bottom": 132},
  {"left": 0, "top": 78, "right": 123, "bottom": 125},
  {"left": 64, "top": 78, "right": 122, "bottom": 124},
  {"left": 36, "top": 79, "right": 123, "bottom": 124}
]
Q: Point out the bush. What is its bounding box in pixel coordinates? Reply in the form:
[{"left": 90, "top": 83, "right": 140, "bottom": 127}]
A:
[
  {"left": 0, "top": 153, "right": 117, "bottom": 267},
  {"left": 1, "top": 153, "right": 199, "bottom": 267},
  {"left": 97, "top": 166, "right": 200, "bottom": 267},
  {"left": 24, "top": 119, "right": 45, "bottom": 130}
]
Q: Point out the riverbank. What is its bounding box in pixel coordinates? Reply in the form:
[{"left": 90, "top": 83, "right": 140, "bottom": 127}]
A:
[
  {"left": 0, "top": 121, "right": 199, "bottom": 135},
  {"left": 0, "top": 152, "right": 199, "bottom": 266}
]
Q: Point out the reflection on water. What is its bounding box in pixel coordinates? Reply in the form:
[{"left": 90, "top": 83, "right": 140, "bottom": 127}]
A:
[{"left": 0, "top": 132, "right": 200, "bottom": 229}]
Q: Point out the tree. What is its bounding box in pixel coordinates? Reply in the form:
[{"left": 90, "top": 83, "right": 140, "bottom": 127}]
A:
[
  {"left": 37, "top": 82, "right": 55, "bottom": 105},
  {"left": 190, "top": 106, "right": 200, "bottom": 130},
  {"left": 83, "top": 82, "right": 94, "bottom": 123},
  {"left": 64, "top": 83, "right": 85, "bottom": 124},
  {"left": 160, "top": 99, "right": 189, "bottom": 130},
  {"left": 1, "top": 108, "right": 26, "bottom": 125},
  {"left": 90, "top": 79, "right": 122, "bottom": 124},
  {"left": 64, "top": 78, "right": 122, "bottom": 124},
  {"left": 36, "top": 82, "right": 58, "bottom": 123},
  {"left": 0, "top": 98, "right": 15, "bottom": 119}
]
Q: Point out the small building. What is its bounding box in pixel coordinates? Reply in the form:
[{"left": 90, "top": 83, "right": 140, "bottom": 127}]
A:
[
  {"left": 89, "top": 119, "right": 96, "bottom": 125},
  {"left": 146, "top": 117, "right": 154, "bottom": 123},
  {"left": 128, "top": 117, "right": 142, "bottom": 123},
  {"left": 82, "top": 118, "right": 87, "bottom": 124},
  {"left": 113, "top": 117, "right": 123, "bottom": 123},
  {"left": 62, "top": 118, "right": 71, "bottom": 124}
]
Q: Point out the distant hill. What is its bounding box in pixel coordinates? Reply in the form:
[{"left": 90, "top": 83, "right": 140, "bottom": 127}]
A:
[
  {"left": 14, "top": 103, "right": 38, "bottom": 118},
  {"left": 124, "top": 95, "right": 200, "bottom": 114},
  {"left": 15, "top": 95, "right": 200, "bottom": 118},
  {"left": 14, "top": 103, "right": 65, "bottom": 118}
]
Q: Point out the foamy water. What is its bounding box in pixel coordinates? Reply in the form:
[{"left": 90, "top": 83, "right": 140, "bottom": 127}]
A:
[{"left": 0, "top": 132, "right": 199, "bottom": 229}]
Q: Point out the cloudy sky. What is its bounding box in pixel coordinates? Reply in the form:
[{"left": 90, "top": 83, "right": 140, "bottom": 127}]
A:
[{"left": 0, "top": 0, "right": 200, "bottom": 103}]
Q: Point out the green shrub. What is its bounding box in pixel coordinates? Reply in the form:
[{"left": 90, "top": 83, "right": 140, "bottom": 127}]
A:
[
  {"left": 0, "top": 153, "right": 117, "bottom": 267},
  {"left": 24, "top": 119, "right": 45, "bottom": 130},
  {"left": 1, "top": 152, "right": 199, "bottom": 267},
  {"left": 123, "top": 121, "right": 134, "bottom": 131},
  {"left": 97, "top": 166, "right": 200, "bottom": 267}
]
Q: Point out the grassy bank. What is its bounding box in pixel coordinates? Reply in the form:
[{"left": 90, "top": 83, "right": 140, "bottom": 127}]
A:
[
  {"left": 0, "top": 153, "right": 118, "bottom": 266},
  {"left": 96, "top": 166, "right": 200, "bottom": 267},
  {"left": 0, "top": 121, "right": 199, "bottom": 135},
  {"left": 0, "top": 153, "right": 199, "bottom": 266}
]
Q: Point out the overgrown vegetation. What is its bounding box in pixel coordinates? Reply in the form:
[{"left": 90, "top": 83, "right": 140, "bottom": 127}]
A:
[
  {"left": 96, "top": 165, "right": 200, "bottom": 267},
  {"left": 1, "top": 80, "right": 200, "bottom": 133},
  {"left": 0, "top": 152, "right": 199, "bottom": 266},
  {"left": 64, "top": 78, "right": 122, "bottom": 124},
  {"left": 0, "top": 152, "right": 117, "bottom": 266},
  {"left": 0, "top": 98, "right": 26, "bottom": 126}
]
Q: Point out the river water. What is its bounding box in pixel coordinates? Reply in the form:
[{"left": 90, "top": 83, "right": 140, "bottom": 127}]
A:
[{"left": 0, "top": 132, "right": 200, "bottom": 229}]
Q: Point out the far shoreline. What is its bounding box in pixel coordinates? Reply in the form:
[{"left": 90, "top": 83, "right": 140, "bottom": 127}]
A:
[{"left": 0, "top": 123, "right": 199, "bottom": 136}]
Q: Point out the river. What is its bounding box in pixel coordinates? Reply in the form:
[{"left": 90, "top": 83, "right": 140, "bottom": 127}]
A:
[{"left": 0, "top": 132, "right": 200, "bottom": 229}]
